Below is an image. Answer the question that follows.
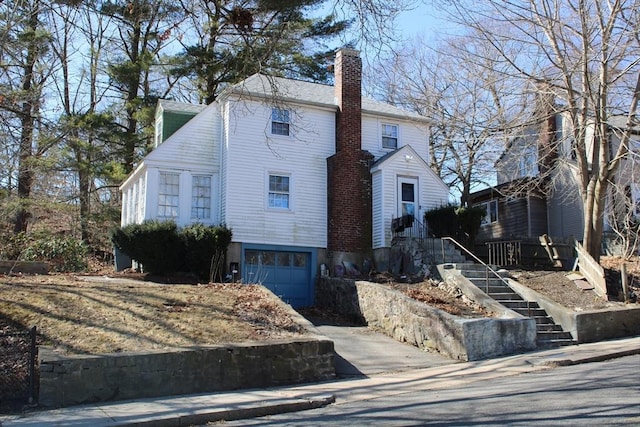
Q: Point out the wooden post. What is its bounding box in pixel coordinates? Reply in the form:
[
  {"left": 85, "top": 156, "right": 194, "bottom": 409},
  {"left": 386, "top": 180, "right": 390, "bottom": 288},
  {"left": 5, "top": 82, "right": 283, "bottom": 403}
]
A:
[{"left": 621, "top": 262, "right": 630, "bottom": 304}]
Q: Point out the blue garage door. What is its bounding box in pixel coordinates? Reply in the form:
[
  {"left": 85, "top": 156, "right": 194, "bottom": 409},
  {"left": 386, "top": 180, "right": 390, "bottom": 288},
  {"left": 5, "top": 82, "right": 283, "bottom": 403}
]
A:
[{"left": 243, "top": 249, "right": 312, "bottom": 308}]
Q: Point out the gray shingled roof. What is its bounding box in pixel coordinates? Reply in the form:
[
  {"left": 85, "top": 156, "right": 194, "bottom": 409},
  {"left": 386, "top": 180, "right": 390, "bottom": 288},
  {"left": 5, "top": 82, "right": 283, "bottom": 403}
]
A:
[{"left": 229, "top": 74, "right": 428, "bottom": 122}]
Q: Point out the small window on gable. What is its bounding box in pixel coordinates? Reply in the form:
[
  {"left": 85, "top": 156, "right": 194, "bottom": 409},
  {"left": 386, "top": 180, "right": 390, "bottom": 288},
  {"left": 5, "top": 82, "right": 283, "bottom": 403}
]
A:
[
  {"left": 382, "top": 123, "right": 398, "bottom": 149},
  {"left": 271, "top": 108, "right": 290, "bottom": 136},
  {"left": 268, "top": 174, "right": 290, "bottom": 209},
  {"left": 478, "top": 200, "right": 498, "bottom": 226}
]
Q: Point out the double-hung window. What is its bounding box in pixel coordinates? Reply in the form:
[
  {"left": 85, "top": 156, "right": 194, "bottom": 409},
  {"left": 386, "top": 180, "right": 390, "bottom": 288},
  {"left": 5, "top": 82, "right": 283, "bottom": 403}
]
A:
[
  {"left": 268, "top": 174, "right": 290, "bottom": 209},
  {"left": 271, "top": 108, "right": 290, "bottom": 136},
  {"left": 158, "top": 172, "right": 179, "bottom": 218},
  {"left": 191, "top": 175, "right": 211, "bottom": 219},
  {"left": 382, "top": 123, "right": 398, "bottom": 149}
]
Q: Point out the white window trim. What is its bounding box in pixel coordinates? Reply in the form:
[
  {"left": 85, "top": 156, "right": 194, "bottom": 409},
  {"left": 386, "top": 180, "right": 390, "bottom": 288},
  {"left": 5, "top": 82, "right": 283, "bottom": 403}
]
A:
[
  {"left": 266, "top": 172, "right": 292, "bottom": 211},
  {"left": 191, "top": 174, "right": 212, "bottom": 220},
  {"left": 479, "top": 200, "right": 498, "bottom": 226},
  {"left": 381, "top": 123, "right": 399, "bottom": 149},
  {"left": 271, "top": 107, "right": 291, "bottom": 137},
  {"left": 158, "top": 171, "right": 180, "bottom": 219}
]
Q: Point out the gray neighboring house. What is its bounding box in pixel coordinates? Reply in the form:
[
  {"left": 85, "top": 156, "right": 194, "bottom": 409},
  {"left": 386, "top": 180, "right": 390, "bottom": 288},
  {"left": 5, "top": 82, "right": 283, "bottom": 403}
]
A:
[{"left": 470, "top": 103, "right": 640, "bottom": 256}]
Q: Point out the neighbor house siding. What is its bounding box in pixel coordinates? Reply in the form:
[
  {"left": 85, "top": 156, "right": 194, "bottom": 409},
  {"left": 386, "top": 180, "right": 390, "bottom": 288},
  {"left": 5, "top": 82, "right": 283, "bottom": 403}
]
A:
[
  {"left": 547, "top": 163, "right": 583, "bottom": 239},
  {"left": 223, "top": 98, "right": 334, "bottom": 248}
]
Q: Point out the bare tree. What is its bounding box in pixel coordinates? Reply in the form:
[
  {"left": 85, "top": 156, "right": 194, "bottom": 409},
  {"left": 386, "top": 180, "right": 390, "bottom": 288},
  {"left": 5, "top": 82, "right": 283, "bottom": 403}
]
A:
[
  {"left": 437, "top": 0, "right": 640, "bottom": 260},
  {"left": 370, "top": 34, "right": 529, "bottom": 206}
]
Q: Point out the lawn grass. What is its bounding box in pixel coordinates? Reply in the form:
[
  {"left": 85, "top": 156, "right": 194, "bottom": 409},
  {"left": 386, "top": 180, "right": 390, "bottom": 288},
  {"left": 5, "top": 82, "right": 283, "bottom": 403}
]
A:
[{"left": 0, "top": 274, "right": 305, "bottom": 355}]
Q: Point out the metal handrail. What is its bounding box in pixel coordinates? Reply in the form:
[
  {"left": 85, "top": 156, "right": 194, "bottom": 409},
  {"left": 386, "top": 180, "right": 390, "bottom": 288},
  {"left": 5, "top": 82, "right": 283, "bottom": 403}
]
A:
[{"left": 441, "top": 237, "right": 530, "bottom": 316}]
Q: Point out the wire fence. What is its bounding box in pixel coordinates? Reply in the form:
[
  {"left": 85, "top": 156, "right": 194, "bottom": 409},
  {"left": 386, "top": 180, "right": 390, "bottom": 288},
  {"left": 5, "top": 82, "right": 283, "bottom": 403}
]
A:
[{"left": 0, "top": 326, "right": 38, "bottom": 409}]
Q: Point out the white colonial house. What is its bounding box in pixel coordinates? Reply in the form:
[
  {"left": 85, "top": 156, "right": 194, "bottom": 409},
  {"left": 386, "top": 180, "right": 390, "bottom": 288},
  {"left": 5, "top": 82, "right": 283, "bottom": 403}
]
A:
[{"left": 120, "top": 48, "right": 449, "bottom": 307}]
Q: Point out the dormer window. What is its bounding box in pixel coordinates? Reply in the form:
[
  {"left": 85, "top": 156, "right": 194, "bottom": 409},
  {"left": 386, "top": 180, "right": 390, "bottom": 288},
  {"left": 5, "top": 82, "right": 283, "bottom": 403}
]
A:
[
  {"left": 271, "top": 108, "right": 290, "bottom": 136},
  {"left": 382, "top": 123, "right": 398, "bottom": 149},
  {"left": 519, "top": 146, "right": 538, "bottom": 177}
]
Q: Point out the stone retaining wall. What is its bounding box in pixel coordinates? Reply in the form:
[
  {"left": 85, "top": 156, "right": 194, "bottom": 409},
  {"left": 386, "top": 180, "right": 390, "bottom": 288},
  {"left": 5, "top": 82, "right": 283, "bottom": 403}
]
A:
[
  {"left": 39, "top": 338, "right": 334, "bottom": 408},
  {"left": 316, "top": 278, "right": 536, "bottom": 361}
]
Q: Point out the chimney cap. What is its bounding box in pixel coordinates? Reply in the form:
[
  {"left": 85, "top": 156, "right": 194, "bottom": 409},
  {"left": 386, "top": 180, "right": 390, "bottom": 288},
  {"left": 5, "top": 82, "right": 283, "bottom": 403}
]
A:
[{"left": 336, "top": 47, "right": 360, "bottom": 58}]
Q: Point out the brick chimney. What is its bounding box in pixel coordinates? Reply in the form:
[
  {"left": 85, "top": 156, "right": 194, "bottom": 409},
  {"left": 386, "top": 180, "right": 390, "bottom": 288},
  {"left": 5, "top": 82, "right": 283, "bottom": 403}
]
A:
[
  {"left": 535, "top": 83, "right": 558, "bottom": 178},
  {"left": 327, "top": 48, "right": 374, "bottom": 271}
]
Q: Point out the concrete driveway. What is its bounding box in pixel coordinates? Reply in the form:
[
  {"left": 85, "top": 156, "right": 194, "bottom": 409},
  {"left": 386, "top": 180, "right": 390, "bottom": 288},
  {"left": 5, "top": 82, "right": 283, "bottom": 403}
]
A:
[{"left": 304, "top": 315, "right": 455, "bottom": 377}]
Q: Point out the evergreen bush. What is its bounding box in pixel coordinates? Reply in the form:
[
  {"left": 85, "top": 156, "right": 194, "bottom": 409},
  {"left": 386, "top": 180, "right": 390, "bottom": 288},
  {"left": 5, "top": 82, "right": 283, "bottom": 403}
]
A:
[
  {"left": 112, "top": 221, "right": 233, "bottom": 278},
  {"left": 424, "top": 204, "right": 485, "bottom": 246},
  {"left": 112, "top": 220, "right": 184, "bottom": 275},
  {"left": 182, "top": 223, "right": 233, "bottom": 281},
  {"left": 21, "top": 234, "right": 88, "bottom": 272}
]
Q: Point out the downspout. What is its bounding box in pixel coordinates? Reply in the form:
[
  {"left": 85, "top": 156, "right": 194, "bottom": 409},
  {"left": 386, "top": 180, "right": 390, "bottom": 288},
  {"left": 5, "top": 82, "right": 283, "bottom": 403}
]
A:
[{"left": 218, "top": 102, "right": 225, "bottom": 224}]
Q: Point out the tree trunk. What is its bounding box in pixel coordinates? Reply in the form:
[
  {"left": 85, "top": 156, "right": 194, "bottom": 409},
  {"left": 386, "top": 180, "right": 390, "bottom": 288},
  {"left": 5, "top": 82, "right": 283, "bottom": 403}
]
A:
[{"left": 14, "top": 2, "right": 40, "bottom": 234}]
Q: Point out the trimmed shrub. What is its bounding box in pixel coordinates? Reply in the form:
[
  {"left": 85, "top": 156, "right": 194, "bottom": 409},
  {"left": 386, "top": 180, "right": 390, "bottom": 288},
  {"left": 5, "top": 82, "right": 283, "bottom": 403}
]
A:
[
  {"left": 21, "top": 235, "right": 88, "bottom": 272},
  {"left": 112, "top": 221, "right": 233, "bottom": 278},
  {"left": 424, "top": 205, "right": 485, "bottom": 246},
  {"left": 182, "top": 223, "right": 233, "bottom": 281},
  {"left": 112, "top": 220, "right": 184, "bottom": 275},
  {"left": 424, "top": 205, "right": 460, "bottom": 238}
]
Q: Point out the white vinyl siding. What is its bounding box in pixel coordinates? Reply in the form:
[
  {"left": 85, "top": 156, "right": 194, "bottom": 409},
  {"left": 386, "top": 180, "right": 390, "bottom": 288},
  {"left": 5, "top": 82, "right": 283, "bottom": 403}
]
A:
[
  {"left": 372, "top": 171, "right": 384, "bottom": 248},
  {"left": 223, "top": 98, "right": 334, "bottom": 247},
  {"left": 362, "top": 115, "right": 429, "bottom": 160},
  {"left": 371, "top": 147, "right": 449, "bottom": 248}
]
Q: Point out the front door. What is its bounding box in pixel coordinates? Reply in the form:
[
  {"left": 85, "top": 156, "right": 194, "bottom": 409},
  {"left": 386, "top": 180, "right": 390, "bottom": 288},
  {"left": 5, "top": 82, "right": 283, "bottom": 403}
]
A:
[{"left": 398, "top": 177, "right": 418, "bottom": 218}]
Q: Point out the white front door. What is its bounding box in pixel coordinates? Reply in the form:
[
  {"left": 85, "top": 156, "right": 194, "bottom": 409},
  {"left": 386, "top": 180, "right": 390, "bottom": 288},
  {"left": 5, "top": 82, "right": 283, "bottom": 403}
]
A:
[{"left": 398, "top": 177, "right": 418, "bottom": 218}]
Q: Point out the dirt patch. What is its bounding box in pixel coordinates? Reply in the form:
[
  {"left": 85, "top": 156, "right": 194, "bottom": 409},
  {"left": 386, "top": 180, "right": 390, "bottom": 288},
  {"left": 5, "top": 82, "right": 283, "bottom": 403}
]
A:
[
  {"left": 506, "top": 270, "right": 612, "bottom": 310},
  {"left": 0, "top": 274, "right": 306, "bottom": 355},
  {"left": 387, "top": 280, "right": 493, "bottom": 318},
  {"left": 506, "top": 255, "right": 640, "bottom": 310}
]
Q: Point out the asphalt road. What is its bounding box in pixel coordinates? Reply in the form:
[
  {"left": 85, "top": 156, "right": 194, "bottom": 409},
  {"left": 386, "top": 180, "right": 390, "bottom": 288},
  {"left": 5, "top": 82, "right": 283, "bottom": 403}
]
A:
[{"left": 227, "top": 354, "right": 640, "bottom": 426}]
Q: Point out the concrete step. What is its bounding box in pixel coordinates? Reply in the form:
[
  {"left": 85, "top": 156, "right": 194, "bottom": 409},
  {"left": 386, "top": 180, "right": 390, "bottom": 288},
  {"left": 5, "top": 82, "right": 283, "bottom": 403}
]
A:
[
  {"left": 529, "top": 315, "right": 557, "bottom": 324},
  {"left": 535, "top": 323, "right": 565, "bottom": 332},
  {"left": 459, "top": 264, "right": 501, "bottom": 273},
  {"left": 537, "top": 336, "right": 577, "bottom": 348},
  {"left": 486, "top": 291, "right": 522, "bottom": 299},
  {"left": 513, "top": 307, "right": 548, "bottom": 317},
  {"left": 537, "top": 330, "right": 574, "bottom": 339},
  {"left": 463, "top": 277, "right": 507, "bottom": 286},
  {"left": 497, "top": 300, "right": 539, "bottom": 310}
]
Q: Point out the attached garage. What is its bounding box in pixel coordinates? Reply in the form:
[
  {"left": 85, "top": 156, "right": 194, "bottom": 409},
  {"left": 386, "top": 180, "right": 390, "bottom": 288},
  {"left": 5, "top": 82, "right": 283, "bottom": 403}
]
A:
[{"left": 241, "top": 244, "right": 317, "bottom": 308}]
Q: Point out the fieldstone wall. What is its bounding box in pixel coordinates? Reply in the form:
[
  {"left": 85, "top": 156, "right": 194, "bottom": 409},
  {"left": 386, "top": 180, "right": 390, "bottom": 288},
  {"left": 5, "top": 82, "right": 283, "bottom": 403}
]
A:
[
  {"left": 39, "top": 338, "right": 334, "bottom": 408},
  {"left": 316, "top": 278, "right": 536, "bottom": 361}
]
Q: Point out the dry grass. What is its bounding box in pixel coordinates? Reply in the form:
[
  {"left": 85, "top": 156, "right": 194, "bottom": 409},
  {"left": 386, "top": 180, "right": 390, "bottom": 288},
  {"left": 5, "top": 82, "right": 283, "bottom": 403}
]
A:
[{"left": 0, "top": 274, "right": 306, "bottom": 355}]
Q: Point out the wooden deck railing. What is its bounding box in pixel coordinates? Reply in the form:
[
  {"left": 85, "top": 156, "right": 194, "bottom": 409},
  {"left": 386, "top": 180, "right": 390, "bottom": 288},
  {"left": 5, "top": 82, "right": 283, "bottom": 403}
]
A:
[{"left": 485, "top": 240, "right": 521, "bottom": 267}]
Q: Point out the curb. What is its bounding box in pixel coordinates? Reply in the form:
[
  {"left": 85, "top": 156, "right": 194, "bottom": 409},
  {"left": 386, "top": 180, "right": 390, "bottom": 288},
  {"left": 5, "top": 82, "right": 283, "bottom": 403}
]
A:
[
  {"left": 112, "top": 394, "right": 336, "bottom": 427},
  {"left": 540, "top": 346, "right": 640, "bottom": 367}
]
